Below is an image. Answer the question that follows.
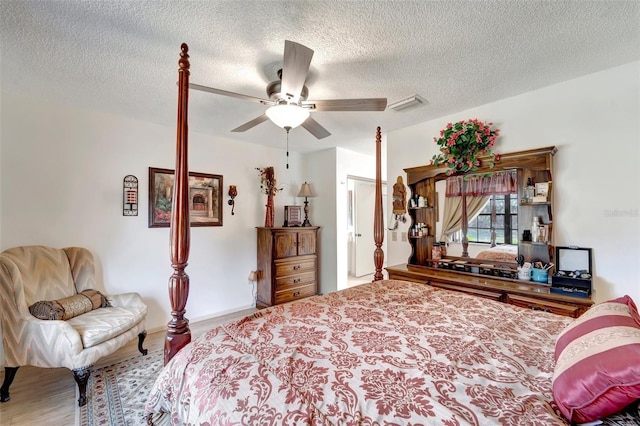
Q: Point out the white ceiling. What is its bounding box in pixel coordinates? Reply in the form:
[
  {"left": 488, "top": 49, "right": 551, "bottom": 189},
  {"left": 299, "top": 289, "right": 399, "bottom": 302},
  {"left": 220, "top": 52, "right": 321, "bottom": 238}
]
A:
[{"left": 1, "top": 1, "right": 639, "bottom": 155}]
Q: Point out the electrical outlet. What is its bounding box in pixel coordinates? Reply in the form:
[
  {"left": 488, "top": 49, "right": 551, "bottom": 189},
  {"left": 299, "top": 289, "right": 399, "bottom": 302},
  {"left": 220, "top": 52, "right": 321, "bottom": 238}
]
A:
[
  {"left": 401, "top": 232, "right": 407, "bottom": 242},
  {"left": 391, "top": 231, "right": 397, "bottom": 241}
]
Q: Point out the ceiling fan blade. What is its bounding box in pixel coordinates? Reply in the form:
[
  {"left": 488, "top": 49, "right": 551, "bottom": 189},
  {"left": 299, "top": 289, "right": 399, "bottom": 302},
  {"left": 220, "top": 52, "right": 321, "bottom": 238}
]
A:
[
  {"left": 301, "top": 117, "right": 331, "bottom": 139},
  {"left": 281, "top": 40, "right": 314, "bottom": 103},
  {"left": 189, "top": 83, "right": 274, "bottom": 105},
  {"left": 231, "top": 114, "right": 270, "bottom": 132},
  {"left": 302, "top": 98, "right": 387, "bottom": 111}
]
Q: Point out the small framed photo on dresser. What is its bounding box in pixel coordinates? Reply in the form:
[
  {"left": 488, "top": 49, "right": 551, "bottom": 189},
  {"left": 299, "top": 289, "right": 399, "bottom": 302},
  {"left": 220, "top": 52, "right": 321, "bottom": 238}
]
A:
[
  {"left": 535, "top": 182, "right": 549, "bottom": 198},
  {"left": 284, "top": 205, "right": 302, "bottom": 227}
]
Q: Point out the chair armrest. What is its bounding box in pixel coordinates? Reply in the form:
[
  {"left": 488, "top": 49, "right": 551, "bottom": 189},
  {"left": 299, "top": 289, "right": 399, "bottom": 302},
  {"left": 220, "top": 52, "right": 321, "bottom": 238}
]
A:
[
  {"left": 25, "top": 316, "right": 84, "bottom": 352},
  {"left": 5, "top": 315, "right": 84, "bottom": 367},
  {"left": 107, "top": 292, "right": 146, "bottom": 309}
]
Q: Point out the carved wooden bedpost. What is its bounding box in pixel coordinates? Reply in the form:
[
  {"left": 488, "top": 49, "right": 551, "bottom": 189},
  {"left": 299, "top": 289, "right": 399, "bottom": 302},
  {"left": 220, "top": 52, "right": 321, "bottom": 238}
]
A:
[
  {"left": 373, "top": 126, "right": 384, "bottom": 281},
  {"left": 461, "top": 179, "right": 469, "bottom": 257},
  {"left": 165, "top": 43, "right": 192, "bottom": 364}
]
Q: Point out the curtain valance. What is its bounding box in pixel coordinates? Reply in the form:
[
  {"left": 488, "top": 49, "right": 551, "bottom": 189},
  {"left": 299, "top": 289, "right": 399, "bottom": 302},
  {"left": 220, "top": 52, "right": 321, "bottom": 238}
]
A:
[{"left": 445, "top": 170, "right": 517, "bottom": 197}]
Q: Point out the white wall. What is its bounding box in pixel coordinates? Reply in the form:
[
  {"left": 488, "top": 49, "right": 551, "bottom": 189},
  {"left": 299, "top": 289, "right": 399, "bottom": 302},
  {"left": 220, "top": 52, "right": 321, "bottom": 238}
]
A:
[
  {"left": 299, "top": 148, "right": 337, "bottom": 295},
  {"left": 299, "top": 145, "right": 384, "bottom": 294},
  {"left": 387, "top": 61, "right": 640, "bottom": 304},
  {"left": 0, "top": 92, "right": 305, "bottom": 336}
]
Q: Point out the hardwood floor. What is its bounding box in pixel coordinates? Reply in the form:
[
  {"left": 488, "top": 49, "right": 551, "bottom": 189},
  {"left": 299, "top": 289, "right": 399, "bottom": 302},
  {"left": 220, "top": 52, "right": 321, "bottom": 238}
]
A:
[
  {"left": 0, "top": 307, "right": 256, "bottom": 426},
  {"left": 345, "top": 272, "right": 375, "bottom": 289}
]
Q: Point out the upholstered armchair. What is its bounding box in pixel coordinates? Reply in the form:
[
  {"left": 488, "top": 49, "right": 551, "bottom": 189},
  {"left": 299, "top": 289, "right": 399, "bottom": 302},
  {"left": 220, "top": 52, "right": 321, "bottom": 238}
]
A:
[{"left": 0, "top": 245, "right": 148, "bottom": 406}]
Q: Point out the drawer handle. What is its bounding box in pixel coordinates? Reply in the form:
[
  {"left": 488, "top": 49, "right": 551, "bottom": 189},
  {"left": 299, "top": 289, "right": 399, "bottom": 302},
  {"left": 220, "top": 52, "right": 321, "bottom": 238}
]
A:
[
  {"left": 293, "top": 291, "right": 300, "bottom": 297},
  {"left": 293, "top": 278, "right": 301, "bottom": 283},
  {"left": 293, "top": 265, "right": 301, "bottom": 270}
]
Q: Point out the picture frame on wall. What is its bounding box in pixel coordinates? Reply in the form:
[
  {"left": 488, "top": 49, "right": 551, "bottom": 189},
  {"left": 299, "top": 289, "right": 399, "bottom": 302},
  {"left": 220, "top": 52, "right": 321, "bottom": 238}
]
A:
[
  {"left": 284, "top": 205, "right": 302, "bottom": 227},
  {"left": 148, "top": 167, "right": 223, "bottom": 228}
]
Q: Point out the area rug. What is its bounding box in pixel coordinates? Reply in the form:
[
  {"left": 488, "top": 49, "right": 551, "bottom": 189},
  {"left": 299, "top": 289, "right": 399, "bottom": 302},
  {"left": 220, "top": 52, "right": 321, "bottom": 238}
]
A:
[{"left": 77, "top": 349, "right": 163, "bottom": 426}]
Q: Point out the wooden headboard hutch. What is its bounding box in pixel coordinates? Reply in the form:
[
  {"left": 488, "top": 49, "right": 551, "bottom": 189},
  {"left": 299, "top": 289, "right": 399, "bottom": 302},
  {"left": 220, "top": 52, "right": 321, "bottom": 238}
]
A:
[{"left": 387, "top": 146, "right": 594, "bottom": 317}]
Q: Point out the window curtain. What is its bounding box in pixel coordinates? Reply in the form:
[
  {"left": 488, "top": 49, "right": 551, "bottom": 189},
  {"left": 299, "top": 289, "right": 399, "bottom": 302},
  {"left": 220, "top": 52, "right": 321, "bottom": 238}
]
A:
[
  {"left": 440, "top": 170, "right": 517, "bottom": 242},
  {"left": 440, "top": 194, "right": 491, "bottom": 242}
]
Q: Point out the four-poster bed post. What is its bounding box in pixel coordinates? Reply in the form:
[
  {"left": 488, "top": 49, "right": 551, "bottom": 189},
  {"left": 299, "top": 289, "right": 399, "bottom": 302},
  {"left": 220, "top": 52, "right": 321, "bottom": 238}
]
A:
[
  {"left": 165, "top": 43, "right": 192, "bottom": 364},
  {"left": 460, "top": 180, "right": 469, "bottom": 257},
  {"left": 163, "top": 44, "right": 386, "bottom": 361},
  {"left": 373, "top": 126, "right": 384, "bottom": 281}
]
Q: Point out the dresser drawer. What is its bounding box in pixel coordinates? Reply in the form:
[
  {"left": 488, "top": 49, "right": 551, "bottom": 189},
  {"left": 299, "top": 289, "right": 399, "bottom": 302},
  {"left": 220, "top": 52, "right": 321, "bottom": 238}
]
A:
[
  {"left": 275, "top": 283, "right": 317, "bottom": 305},
  {"left": 275, "top": 257, "right": 316, "bottom": 277},
  {"left": 431, "top": 281, "right": 503, "bottom": 301},
  {"left": 505, "top": 294, "right": 580, "bottom": 317},
  {"left": 275, "top": 271, "right": 316, "bottom": 291}
]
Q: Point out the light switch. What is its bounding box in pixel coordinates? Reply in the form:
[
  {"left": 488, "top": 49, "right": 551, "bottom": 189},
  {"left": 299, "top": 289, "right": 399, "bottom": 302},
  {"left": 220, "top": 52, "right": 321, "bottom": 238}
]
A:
[
  {"left": 391, "top": 231, "right": 397, "bottom": 241},
  {"left": 401, "top": 232, "right": 407, "bottom": 242}
]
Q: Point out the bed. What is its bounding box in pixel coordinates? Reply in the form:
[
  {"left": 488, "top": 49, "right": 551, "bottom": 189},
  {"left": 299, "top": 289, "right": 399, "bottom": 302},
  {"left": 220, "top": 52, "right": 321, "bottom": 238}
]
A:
[
  {"left": 146, "top": 44, "right": 640, "bottom": 425},
  {"left": 147, "top": 279, "right": 571, "bottom": 424}
]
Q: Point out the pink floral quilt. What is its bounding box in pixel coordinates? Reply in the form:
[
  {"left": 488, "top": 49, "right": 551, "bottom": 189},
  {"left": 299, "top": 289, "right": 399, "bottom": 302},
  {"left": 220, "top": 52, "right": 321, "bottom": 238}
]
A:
[{"left": 145, "top": 279, "right": 573, "bottom": 425}]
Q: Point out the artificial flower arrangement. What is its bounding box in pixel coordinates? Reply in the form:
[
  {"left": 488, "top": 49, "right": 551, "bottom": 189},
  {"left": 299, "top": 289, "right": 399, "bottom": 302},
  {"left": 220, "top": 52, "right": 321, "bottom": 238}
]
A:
[
  {"left": 256, "top": 166, "right": 282, "bottom": 196},
  {"left": 430, "top": 119, "right": 500, "bottom": 175}
]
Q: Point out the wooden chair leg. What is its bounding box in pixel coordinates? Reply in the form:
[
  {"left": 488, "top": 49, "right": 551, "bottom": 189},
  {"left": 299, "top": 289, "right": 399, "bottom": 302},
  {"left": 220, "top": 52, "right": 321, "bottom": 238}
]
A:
[
  {"left": 138, "top": 331, "right": 148, "bottom": 355},
  {"left": 72, "top": 366, "right": 91, "bottom": 407},
  {"left": 0, "top": 366, "right": 19, "bottom": 402}
]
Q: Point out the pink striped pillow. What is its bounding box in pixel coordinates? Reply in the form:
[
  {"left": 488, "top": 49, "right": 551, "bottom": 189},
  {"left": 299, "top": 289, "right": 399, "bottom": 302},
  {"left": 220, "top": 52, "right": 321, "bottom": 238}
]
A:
[{"left": 552, "top": 295, "right": 640, "bottom": 423}]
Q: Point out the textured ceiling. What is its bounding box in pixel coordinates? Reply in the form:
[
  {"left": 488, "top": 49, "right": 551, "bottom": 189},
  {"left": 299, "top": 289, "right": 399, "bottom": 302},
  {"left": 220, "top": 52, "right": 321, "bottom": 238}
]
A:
[{"left": 1, "top": 1, "right": 639, "bottom": 155}]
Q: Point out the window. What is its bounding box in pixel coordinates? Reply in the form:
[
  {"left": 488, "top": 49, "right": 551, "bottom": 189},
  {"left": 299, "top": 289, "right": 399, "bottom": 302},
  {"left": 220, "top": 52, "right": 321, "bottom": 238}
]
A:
[{"left": 465, "top": 194, "right": 518, "bottom": 244}]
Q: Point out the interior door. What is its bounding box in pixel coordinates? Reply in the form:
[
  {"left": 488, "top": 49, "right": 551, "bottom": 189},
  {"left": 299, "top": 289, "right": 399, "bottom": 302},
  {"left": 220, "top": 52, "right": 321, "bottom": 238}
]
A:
[{"left": 354, "top": 180, "right": 376, "bottom": 277}]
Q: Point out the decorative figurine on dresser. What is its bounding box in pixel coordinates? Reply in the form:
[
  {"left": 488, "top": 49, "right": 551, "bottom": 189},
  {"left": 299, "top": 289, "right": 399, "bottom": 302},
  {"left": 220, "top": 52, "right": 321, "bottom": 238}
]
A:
[{"left": 256, "top": 226, "right": 320, "bottom": 308}]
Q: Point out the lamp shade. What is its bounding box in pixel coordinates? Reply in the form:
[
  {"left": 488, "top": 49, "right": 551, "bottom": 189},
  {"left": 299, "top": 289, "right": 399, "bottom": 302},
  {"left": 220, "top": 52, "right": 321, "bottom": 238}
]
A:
[
  {"left": 297, "top": 182, "right": 315, "bottom": 198},
  {"left": 265, "top": 104, "right": 310, "bottom": 129}
]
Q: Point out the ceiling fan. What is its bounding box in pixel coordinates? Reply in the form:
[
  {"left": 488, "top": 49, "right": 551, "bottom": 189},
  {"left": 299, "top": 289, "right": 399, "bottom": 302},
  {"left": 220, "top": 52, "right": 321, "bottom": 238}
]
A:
[{"left": 189, "top": 40, "right": 387, "bottom": 139}]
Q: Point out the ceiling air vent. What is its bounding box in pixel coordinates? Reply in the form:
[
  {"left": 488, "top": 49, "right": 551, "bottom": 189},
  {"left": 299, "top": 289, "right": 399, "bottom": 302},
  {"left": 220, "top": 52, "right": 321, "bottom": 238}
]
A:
[{"left": 388, "top": 94, "right": 428, "bottom": 112}]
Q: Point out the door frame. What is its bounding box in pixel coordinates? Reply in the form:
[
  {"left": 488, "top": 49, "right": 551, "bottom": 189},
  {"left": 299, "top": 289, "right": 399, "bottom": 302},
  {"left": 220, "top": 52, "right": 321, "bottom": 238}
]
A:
[{"left": 346, "top": 175, "right": 387, "bottom": 279}]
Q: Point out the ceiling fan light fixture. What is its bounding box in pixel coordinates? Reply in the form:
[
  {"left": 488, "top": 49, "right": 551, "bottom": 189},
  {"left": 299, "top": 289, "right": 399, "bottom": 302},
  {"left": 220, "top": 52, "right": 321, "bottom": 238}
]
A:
[{"left": 265, "top": 104, "right": 310, "bottom": 129}]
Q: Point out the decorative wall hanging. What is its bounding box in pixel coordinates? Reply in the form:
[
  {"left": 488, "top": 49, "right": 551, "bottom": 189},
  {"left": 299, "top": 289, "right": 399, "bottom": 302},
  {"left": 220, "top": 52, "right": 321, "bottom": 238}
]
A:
[
  {"left": 148, "top": 167, "right": 223, "bottom": 228},
  {"left": 123, "top": 175, "right": 138, "bottom": 216},
  {"left": 392, "top": 176, "right": 407, "bottom": 215},
  {"left": 228, "top": 185, "right": 238, "bottom": 215}
]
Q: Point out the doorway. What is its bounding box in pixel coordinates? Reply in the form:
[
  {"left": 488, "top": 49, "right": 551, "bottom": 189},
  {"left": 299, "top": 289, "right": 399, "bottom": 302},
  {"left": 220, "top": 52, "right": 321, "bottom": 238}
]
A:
[{"left": 346, "top": 176, "right": 387, "bottom": 287}]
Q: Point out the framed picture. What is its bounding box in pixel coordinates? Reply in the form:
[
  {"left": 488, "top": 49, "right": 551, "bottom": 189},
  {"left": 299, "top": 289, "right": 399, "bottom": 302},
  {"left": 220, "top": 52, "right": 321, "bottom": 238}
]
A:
[
  {"left": 284, "top": 205, "right": 302, "bottom": 227},
  {"left": 148, "top": 167, "right": 223, "bottom": 228}
]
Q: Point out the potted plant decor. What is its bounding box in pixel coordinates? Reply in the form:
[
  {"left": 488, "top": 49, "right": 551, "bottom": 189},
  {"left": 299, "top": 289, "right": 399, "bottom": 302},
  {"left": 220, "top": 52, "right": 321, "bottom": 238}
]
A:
[
  {"left": 430, "top": 119, "right": 500, "bottom": 175},
  {"left": 256, "top": 166, "right": 282, "bottom": 227}
]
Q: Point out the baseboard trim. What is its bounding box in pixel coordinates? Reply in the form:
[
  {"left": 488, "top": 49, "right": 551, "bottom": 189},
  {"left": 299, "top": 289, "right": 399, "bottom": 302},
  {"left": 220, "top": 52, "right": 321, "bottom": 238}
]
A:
[{"left": 145, "top": 304, "right": 257, "bottom": 335}]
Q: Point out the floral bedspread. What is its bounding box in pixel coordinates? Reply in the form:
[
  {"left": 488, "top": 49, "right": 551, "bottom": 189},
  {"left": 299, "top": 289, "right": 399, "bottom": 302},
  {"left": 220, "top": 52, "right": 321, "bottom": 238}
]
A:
[{"left": 145, "top": 279, "right": 573, "bottom": 425}]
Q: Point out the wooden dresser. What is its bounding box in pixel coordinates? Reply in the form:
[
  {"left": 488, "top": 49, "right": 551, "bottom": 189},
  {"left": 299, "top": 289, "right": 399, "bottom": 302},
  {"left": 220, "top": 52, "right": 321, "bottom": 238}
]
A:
[
  {"left": 386, "top": 263, "right": 593, "bottom": 318},
  {"left": 256, "top": 227, "right": 319, "bottom": 309}
]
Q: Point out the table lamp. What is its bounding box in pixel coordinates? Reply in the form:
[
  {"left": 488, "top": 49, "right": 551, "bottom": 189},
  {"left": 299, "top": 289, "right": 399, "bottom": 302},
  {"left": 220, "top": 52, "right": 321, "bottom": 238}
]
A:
[{"left": 297, "top": 182, "right": 316, "bottom": 227}]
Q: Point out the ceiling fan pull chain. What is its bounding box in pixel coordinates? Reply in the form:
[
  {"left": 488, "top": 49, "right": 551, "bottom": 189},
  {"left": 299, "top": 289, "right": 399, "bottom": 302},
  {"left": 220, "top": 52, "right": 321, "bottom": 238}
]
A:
[{"left": 285, "top": 126, "right": 291, "bottom": 169}]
